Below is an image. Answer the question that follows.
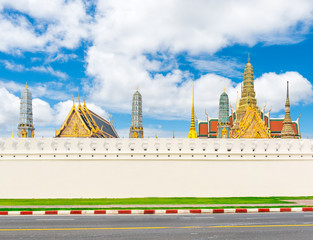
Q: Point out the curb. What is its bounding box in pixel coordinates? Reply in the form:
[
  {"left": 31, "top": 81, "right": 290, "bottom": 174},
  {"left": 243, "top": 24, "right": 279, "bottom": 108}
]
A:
[{"left": 0, "top": 207, "right": 313, "bottom": 216}]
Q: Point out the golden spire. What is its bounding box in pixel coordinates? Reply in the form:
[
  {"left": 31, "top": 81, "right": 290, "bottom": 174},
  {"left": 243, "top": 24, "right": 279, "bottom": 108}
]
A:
[
  {"left": 72, "top": 95, "right": 75, "bottom": 107},
  {"left": 155, "top": 133, "right": 158, "bottom": 138},
  {"left": 136, "top": 85, "right": 139, "bottom": 91},
  {"left": 188, "top": 80, "right": 197, "bottom": 138},
  {"left": 78, "top": 94, "right": 82, "bottom": 108},
  {"left": 248, "top": 53, "right": 250, "bottom": 63},
  {"left": 25, "top": 82, "right": 28, "bottom": 89},
  {"left": 83, "top": 94, "right": 86, "bottom": 107},
  {"left": 12, "top": 129, "right": 14, "bottom": 138},
  {"left": 173, "top": 130, "right": 175, "bottom": 138}
]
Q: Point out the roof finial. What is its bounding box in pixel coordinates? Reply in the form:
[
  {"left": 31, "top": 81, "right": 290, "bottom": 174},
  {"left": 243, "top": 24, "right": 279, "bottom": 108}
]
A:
[
  {"left": 83, "top": 94, "right": 86, "bottom": 107},
  {"left": 25, "top": 82, "right": 28, "bottom": 89},
  {"left": 287, "top": 81, "right": 289, "bottom": 99},
  {"left": 173, "top": 130, "right": 175, "bottom": 138},
  {"left": 12, "top": 129, "right": 14, "bottom": 138},
  {"left": 155, "top": 133, "right": 158, "bottom": 138},
  {"left": 136, "top": 85, "right": 139, "bottom": 91},
  {"left": 248, "top": 53, "right": 250, "bottom": 63},
  {"left": 72, "top": 94, "right": 75, "bottom": 107},
  {"left": 78, "top": 93, "right": 81, "bottom": 108},
  {"left": 224, "top": 86, "right": 226, "bottom": 93}
]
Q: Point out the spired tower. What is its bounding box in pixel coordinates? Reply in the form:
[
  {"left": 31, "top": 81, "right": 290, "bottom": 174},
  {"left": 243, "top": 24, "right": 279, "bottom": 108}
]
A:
[
  {"left": 236, "top": 57, "right": 260, "bottom": 121},
  {"left": 281, "top": 81, "right": 296, "bottom": 139},
  {"left": 129, "top": 87, "right": 143, "bottom": 138},
  {"left": 188, "top": 81, "right": 197, "bottom": 138},
  {"left": 17, "top": 84, "right": 35, "bottom": 138},
  {"left": 231, "top": 57, "right": 271, "bottom": 138},
  {"left": 217, "top": 90, "right": 230, "bottom": 138}
]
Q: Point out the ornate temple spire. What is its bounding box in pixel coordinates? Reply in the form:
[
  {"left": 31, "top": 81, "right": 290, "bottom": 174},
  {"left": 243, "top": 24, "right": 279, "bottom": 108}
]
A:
[
  {"left": 17, "top": 84, "right": 35, "bottom": 138},
  {"left": 239, "top": 57, "right": 257, "bottom": 109},
  {"left": 129, "top": 87, "right": 144, "bottom": 138},
  {"left": 218, "top": 91, "right": 230, "bottom": 138},
  {"left": 78, "top": 94, "right": 82, "bottom": 108},
  {"left": 281, "top": 81, "right": 296, "bottom": 139},
  {"left": 188, "top": 81, "right": 197, "bottom": 138},
  {"left": 83, "top": 94, "right": 86, "bottom": 107}
]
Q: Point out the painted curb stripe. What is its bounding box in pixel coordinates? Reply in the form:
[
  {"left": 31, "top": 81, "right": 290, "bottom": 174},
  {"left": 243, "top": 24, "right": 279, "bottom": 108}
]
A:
[{"left": 1, "top": 208, "right": 313, "bottom": 216}]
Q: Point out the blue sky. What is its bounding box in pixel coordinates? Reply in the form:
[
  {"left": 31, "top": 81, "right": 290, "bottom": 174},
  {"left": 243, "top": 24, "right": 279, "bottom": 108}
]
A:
[{"left": 0, "top": 0, "right": 313, "bottom": 138}]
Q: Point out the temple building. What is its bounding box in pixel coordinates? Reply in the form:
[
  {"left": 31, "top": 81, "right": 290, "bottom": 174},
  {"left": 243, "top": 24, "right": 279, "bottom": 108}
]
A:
[
  {"left": 217, "top": 90, "right": 230, "bottom": 138},
  {"left": 55, "top": 96, "right": 118, "bottom": 138},
  {"left": 198, "top": 58, "right": 301, "bottom": 139},
  {"left": 17, "top": 84, "right": 35, "bottom": 138},
  {"left": 129, "top": 88, "right": 144, "bottom": 138}
]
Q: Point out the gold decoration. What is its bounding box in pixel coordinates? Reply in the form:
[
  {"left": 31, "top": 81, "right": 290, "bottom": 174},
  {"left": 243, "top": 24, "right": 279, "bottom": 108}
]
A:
[
  {"left": 21, "top": 129, "right": 27, "bottom": 138},
  {"left": 188, "top": 80, "right": 197, "bottom": 138},
  {"left": 231, "top": 105, "right": 271, "bottom": 139}
]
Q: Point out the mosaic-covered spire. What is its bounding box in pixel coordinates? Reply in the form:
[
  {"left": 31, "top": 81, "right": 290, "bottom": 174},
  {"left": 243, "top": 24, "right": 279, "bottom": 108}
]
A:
[
  {"left": 218, "top": 90, "right": 230, "bottom": 138},
  {"left": 17, "top": 84, "right": 35, "bottom": 138},
  {"left": 239, "top": 57, "right": 258, "bottom": 110},
  {"left": 129, "top": 87, "right": 144, "bottom": 138},
  {"left": 281, "top": 81, "right": 296, "bottom": 139}
]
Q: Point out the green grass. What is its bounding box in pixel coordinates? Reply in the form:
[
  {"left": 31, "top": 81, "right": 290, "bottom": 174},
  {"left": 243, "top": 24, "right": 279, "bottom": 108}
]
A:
[{"left": 0, "top": 196, "right": 312, "bottom": 206}]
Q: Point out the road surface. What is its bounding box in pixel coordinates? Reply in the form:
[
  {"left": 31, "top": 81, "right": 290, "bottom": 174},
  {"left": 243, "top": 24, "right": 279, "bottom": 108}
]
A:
[{"left": 1, "top": 212, "right": 313, "bottom": 239}]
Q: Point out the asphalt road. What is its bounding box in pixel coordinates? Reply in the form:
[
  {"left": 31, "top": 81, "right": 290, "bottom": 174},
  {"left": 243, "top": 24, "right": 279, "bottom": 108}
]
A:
[{"left": 1, "top": 212, "right": 313, "bottom": 239}]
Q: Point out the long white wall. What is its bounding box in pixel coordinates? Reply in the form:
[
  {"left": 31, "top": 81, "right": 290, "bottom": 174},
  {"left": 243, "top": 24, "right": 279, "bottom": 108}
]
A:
[{"left": 0, "top": 138, "right": 313, "bottom": 198}]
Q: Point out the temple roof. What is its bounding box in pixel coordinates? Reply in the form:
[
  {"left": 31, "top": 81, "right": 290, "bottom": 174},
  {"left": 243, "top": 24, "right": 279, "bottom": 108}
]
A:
[{"left": 55, "top": 99, "right": 118, "bottom": 138}]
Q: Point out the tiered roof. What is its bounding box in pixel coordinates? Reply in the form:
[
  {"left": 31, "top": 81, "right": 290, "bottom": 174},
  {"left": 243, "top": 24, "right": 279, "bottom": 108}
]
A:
[{"left": 55, "top": 97, "right": 118, "bottom": 138}]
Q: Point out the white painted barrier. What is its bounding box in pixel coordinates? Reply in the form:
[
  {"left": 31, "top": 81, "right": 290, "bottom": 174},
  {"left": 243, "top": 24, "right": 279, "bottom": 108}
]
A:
[{"left": 0, "top": 138, "right": 312, "bottom": 198}]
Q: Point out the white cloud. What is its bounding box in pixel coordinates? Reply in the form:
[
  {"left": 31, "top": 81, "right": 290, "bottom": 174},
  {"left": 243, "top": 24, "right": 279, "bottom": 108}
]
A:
[
  {"left": 85, "top": 0, "right": 313, "bottom": 121},
  {"left": 0, "top": 0, "right": 91, "bottom": 53},
  {"left": 0, "top": 60, "right": 68, "bottom": 79},
  {"left": 33, "top": 98, "right": 54, "bottom": 127},
  {"left": 30, "top": 66, "right": 68, "bottom": 79},
  {"left": 254, "top": 71, "right": 313, "bottom": 112},
  {"left": 0, "top": 87, "right": 19, "bottom": 127},
  {"left": 0, "top": 60, "right": 25, "bottom": 72}
]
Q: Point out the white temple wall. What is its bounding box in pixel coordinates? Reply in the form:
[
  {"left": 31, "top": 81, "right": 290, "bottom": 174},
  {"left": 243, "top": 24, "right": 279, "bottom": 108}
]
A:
[{"left": 0, "top": 138, "right": 313, "bottom": 198}]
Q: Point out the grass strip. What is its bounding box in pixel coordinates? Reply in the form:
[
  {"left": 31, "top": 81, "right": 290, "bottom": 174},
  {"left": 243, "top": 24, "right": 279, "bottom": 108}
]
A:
[{"left": 1, "top": 196, "right": 312, "bottom": 206}]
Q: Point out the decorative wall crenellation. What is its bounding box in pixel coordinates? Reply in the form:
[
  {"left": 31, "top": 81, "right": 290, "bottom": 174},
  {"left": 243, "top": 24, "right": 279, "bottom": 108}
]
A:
[{"left": 0, "top": 138, "right": 312, "bottom": 160}]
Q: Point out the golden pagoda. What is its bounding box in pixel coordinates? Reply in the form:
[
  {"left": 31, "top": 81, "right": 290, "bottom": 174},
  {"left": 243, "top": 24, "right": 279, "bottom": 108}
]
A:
[
  {"left": 188, "top": 81, "right": 197, "bottom": 138},
  {"left": 231, "top": 57, "right": 271, "bottom": 138},
  {"left": 55, "top": 96, "right": 118, "bottom": 138}
]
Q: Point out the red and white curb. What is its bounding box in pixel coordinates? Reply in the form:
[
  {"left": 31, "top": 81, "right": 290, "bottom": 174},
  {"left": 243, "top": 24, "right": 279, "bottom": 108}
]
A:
[{"left": 1, "top": 207, "right": 313, "bottom": 216}]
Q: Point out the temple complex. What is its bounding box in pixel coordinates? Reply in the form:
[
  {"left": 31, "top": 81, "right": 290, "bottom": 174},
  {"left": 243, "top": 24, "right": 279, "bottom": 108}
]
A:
[
  {"left": 198, "top": 58, "right": 301, "bottom": 139},
  {"left": 55, "top": 96, "right": 118, "bottom": 138},
  {"left": 17, "top": 84, "right": 35, "bottom": 138},
  {"left": 129, "top": 88, "right": 144, "bottom": 138}
]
